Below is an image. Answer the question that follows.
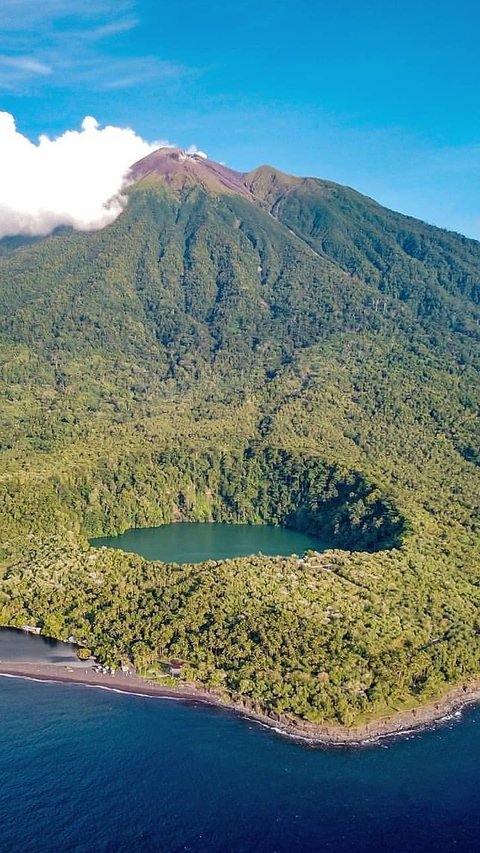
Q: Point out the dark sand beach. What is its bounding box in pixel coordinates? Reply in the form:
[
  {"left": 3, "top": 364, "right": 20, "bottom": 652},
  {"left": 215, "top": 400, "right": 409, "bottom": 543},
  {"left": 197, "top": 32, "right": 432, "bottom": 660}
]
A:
[{"left": 1, "top": 661, "right": 479, "bottom": 746}]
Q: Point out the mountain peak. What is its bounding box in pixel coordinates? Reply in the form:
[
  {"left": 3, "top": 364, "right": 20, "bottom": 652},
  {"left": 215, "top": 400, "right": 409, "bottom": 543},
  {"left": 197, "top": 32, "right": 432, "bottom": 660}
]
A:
[{"left": 128, "top": 146, "right": 254, "bottom": 199}]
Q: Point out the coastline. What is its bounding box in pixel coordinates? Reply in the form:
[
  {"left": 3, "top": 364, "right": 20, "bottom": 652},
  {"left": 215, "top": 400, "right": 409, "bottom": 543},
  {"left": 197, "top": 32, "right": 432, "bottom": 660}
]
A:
[{"left": 0, "top": 661, "right": 479, "bottom": 746}]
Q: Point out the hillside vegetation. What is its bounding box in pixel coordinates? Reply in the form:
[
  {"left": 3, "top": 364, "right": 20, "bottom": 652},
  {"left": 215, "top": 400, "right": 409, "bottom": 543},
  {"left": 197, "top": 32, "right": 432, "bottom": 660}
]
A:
[{"left": 0, "top": 160, "right": 478, "bottom": 725}]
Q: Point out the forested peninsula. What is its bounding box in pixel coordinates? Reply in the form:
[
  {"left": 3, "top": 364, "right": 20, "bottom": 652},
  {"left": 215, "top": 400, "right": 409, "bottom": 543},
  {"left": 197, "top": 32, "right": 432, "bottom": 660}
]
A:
[{"left": 0, "top": 149, "right": 479, "bottom": 730}]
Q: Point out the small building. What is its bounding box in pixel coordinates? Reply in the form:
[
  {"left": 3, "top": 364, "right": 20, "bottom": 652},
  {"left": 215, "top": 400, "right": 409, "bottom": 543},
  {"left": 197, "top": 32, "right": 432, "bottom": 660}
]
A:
[{"left": 169, "top": 660, "right": 183, "bottom": 678}]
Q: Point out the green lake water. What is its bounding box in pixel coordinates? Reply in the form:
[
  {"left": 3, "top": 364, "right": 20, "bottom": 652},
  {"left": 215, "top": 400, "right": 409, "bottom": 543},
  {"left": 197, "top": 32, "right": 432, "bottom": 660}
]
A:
[{"left": 90, "top": 522, "right": 328, "bottom": 563}]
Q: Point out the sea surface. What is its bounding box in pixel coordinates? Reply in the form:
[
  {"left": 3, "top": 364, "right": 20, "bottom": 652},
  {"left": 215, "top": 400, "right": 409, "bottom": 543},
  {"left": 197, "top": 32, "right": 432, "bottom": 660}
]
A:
[
  {"left": 0, "top": 676, "right": 478, "bottom": 852},
  {"left": 91, "top": 521, "right": 327, "bottom": 563}
]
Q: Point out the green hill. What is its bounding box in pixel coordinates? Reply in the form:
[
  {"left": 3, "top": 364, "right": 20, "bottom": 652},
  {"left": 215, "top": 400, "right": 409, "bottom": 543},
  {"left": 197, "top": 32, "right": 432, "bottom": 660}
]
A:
[{"left": 0, "top": 149, "right": 478, "bottom": 726}]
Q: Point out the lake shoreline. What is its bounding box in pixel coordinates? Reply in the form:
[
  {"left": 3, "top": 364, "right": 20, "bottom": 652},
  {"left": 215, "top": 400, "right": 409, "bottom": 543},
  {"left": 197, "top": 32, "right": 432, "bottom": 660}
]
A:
[{"left": 0, "top": 661, "right": 478, "bottom": 747}]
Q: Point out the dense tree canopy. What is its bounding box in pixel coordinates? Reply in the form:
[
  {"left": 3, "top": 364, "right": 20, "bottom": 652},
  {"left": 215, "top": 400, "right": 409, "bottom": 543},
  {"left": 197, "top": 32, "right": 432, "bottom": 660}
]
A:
[{"left": 0, "top": 166, "right": 478, "bottom": 725}]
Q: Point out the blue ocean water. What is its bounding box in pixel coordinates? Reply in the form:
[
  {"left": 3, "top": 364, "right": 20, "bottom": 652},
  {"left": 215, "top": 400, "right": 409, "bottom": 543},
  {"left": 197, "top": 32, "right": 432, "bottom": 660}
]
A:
[{"left": 0, "top": 677, "right": 478, "bottom": 852}]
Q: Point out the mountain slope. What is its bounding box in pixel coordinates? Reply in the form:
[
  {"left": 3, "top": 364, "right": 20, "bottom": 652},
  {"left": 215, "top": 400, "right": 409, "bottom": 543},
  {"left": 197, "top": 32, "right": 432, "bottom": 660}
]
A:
[
  {"left": 246, "top": 164, "right": 480, "bottom": 308},
  {"left": 0, "top": 148, "right": 478, "bottom": 727}
]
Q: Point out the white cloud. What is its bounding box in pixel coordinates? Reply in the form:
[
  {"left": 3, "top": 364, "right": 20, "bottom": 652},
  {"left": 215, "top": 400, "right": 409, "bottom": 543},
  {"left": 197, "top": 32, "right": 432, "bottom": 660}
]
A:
[
  {"left": 1, "top": 1, "right": 132, "bottom": 29},
  {"left": 0, "top": 55, "right": 53, "bottom": 89},
  {"left": 0, "top": 2, "right": 187, "bottom": 93},
  {"left": 0, "top": 113, "right": 166, "bottom": 237},
  {"left": 88, "top": 18, "right": 139, "bottom": 39},
  {"left": 0, "top": 56, "right": 52, "bottom": 75},
  {"left": 186, "top": 144, "right": 208, "bottom": 159},
  {"left": 84, "top": 57, "right": 186, "bottom": 91}
]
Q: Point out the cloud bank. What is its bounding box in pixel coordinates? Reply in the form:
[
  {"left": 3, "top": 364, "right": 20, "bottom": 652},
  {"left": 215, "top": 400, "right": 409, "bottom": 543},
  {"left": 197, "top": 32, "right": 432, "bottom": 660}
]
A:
[{"left": 0, "top": 113, "right": 163, "bottom": 238}]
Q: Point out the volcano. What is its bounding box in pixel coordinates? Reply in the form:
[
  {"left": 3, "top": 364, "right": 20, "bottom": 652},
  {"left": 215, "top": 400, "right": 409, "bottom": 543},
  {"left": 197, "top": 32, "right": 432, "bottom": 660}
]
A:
[{"left": 0, "top": 145, "right": 478, "bottom": 729}]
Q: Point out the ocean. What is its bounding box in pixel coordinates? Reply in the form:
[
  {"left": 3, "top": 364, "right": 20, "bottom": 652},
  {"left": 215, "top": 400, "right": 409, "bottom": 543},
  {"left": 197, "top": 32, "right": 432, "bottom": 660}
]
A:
[{"left": 0, "top": 676, "right": 478, "bottom": 852}]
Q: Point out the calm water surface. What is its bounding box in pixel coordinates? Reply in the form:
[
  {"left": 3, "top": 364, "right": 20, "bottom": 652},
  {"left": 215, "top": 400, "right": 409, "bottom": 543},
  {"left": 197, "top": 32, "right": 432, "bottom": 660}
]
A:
[
  {"left": 0, "top": 677, "right": 478, "bottom": 852},
  {"left": 0, "top": 627, "right": 79, "bottom": 664},
  {"left": 91, "top": 522, "right": 328, "bottom": 563}
]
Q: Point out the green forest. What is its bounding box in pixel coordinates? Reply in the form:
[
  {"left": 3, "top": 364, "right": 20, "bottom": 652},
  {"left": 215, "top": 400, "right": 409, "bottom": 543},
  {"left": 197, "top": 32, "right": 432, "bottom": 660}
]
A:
[{"left": 0, "top": 163, "right": 479, "bottom": 726}]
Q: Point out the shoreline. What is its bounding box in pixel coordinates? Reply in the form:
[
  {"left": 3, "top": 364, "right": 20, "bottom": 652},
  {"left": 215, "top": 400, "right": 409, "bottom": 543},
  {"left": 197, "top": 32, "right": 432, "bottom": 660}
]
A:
[{"left": 0, "top": 661, "right": 479, "bottom": 746}]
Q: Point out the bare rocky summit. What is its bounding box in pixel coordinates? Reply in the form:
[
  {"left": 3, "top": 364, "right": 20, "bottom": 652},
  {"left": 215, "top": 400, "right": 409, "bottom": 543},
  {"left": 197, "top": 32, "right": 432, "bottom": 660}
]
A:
[{"left": 128, "top": 146, "right": 255, "bottom": 199}]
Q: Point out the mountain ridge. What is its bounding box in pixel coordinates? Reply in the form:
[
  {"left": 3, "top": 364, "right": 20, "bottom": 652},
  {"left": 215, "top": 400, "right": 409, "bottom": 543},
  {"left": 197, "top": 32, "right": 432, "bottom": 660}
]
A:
[
  {"left": 125, "top": 147, "right": 480, "bottom": 327},
  {"left": 128, "top": 146, "right": 480, "bottom": 247}
]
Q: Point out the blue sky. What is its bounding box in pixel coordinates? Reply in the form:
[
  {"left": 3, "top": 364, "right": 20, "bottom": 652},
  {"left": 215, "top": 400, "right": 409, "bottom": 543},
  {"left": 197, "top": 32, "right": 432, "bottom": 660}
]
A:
[{"left": 1, "top": 0, "right": 479, "bottom": 238}]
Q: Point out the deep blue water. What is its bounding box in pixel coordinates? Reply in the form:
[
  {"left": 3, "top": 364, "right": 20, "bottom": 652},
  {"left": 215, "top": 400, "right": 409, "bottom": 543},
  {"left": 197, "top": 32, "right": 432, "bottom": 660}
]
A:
[
  {"left": 91, "top": 522, "right": 328, "bottom": 563},
  {"left": 0, "top": 677, "right": 478, "bottom": 852}
]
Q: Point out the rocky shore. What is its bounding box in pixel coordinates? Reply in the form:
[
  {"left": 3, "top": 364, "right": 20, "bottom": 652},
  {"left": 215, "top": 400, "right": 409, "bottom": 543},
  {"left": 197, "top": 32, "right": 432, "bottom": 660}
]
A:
[{"left": 1, "top": 661, "right": 478, "bottom": 746}]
